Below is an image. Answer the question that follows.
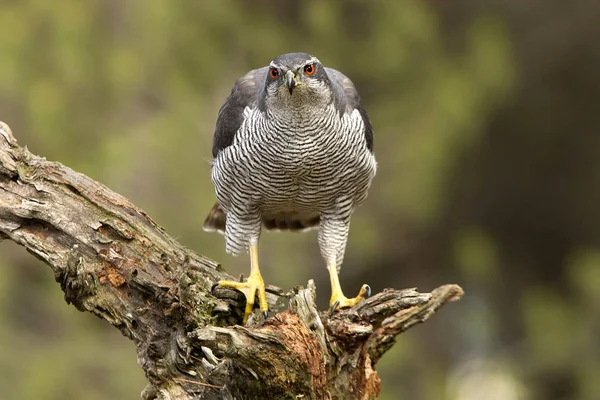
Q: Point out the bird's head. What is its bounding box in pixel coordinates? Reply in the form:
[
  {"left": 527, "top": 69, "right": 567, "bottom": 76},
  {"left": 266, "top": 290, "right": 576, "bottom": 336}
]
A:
[{"left": 262, "top": 53, "right": 333, "bottom": 110}]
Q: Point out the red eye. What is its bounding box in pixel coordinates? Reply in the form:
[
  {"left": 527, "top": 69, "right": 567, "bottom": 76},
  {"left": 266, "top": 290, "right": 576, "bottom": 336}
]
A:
[
  {"left": 269, "top": 68, "right": 279, "bottom": 79},
  {"left": 304, "top": 64, "right": 315, "bottom": 75}
]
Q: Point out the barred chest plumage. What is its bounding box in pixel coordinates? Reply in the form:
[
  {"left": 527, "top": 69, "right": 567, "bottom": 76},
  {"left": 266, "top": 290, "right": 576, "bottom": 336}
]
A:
[{"left": 212, "top": 103, "right": 376, "bottom": 215}]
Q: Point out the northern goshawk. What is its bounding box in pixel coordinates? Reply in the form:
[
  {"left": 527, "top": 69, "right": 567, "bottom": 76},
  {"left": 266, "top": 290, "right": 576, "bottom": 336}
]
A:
[{"left": 204, "top": 53, "right": 377, "bottom": 323}]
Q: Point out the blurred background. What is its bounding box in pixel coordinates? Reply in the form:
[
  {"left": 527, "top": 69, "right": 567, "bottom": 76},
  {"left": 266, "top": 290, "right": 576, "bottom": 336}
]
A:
[{"left": 0, "top": 0, "right": 598, "bottom": 399}]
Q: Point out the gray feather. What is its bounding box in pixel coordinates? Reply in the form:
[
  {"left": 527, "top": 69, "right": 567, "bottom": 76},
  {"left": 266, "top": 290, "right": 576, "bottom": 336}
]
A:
[
  {"left": 203, "top": 202, "right": 320, "bottom": 233},
  {"left": 212, "top": 67, "right": 267, "bottom": 157},
  {"left": 326, "top": 68, "right": 374, "bottom": 152}
]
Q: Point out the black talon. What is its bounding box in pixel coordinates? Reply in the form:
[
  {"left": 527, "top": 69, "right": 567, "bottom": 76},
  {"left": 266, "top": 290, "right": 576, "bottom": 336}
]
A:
[
  {"left": 263, "top": 311, "right": 268, "bottom": 319},
  {"left": 330, "top": 300, "right": 340, "bottom": 316},
  {"left": 365, "top": 285, "right": 372, "bottom": 298},
  {"left": 211, "top": 282, "right": 220, "bottom": 293}
]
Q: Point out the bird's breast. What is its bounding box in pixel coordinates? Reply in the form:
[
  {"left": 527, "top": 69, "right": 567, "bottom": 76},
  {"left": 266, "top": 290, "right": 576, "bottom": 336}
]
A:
[{"left": 214, "top": 106, "right": 375, "bottom": 212}]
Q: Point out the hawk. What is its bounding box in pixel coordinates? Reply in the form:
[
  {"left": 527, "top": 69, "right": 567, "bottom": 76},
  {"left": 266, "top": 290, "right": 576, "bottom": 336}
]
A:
[{"left": 204, "top": 53, "right": 376, "bottom": 323}]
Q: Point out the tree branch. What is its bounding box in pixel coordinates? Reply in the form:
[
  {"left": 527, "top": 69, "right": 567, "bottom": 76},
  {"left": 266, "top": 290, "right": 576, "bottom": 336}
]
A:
[{"left": 0, "top": 121, "right": 463, "bottom": 400}]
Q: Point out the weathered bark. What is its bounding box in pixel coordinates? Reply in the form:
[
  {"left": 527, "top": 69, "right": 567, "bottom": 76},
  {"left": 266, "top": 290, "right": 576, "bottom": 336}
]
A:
[{"left": 0, "top": 121, "right": 463, "bottom": 400}]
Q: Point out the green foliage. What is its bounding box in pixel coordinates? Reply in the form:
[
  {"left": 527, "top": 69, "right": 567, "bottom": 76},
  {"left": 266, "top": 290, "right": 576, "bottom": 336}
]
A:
[{"left": 453, "top": 227, "right": 499, "bottom": 282}]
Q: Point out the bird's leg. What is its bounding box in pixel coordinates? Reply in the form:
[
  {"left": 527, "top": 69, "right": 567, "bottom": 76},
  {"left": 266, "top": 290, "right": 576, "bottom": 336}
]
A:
[
  {"left": 214, "top": 241, "right": 268, "bottom": 324},
  {"left": 319, "top": 213, "right": 371, "bottom": 314},
  {"left": 328, "top": 261, "right": 371, "bottom": 314}
]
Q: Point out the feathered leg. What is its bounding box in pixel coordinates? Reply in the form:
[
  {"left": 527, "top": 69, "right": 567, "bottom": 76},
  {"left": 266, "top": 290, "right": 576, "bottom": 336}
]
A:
[
  {"left": 319, "top": 214, "right": 370, "bottom": 314},
  {"left": 213, "top": 212, "right": 268, "bottom": 324}
]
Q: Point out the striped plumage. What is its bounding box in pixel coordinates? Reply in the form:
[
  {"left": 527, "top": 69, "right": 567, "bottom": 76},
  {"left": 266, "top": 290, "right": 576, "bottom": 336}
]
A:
[{"left": 205, "top": 53, "right": 376, "bottom": 323}]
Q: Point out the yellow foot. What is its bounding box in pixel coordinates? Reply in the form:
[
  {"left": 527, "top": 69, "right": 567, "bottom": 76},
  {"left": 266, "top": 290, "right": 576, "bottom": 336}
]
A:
[
  {"left": 212, "top": 273, "right": 268, "bottom": 324},
  {"left": 329, "top": 284, "right": 371, "bottom": 315}
]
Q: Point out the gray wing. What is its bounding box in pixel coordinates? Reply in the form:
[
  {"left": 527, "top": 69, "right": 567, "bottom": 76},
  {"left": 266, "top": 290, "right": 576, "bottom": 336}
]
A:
[
  {"left": 211, "top": 67, "right": 268, "bottom": 158},
  {"left": 325, "top": 67, "right": 374, "bottom": 152}
]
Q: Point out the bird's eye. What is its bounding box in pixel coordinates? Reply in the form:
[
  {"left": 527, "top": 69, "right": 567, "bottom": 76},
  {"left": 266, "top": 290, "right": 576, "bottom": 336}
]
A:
[
  {"left": 269, "top": 68, "right": 279, "bottom": 79},
  {"left": 304, "top": 64, "right": 315, "bottom": 75}
]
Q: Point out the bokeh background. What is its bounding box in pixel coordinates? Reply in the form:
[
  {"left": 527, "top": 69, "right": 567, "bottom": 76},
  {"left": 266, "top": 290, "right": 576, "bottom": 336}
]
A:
[{"left": 1, "top": 1, "right": 599, "bottom": 399}]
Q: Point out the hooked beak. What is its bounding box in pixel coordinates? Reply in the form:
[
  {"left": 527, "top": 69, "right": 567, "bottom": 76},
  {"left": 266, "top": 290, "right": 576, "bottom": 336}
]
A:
[{"left": 285, "top": 70, "right": 297, "bottom": 94}]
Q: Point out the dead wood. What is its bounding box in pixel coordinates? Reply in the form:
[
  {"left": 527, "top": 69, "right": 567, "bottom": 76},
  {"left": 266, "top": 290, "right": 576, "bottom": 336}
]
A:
[{"left": 0, "top": 121, "right": 463, "bottom": 400}]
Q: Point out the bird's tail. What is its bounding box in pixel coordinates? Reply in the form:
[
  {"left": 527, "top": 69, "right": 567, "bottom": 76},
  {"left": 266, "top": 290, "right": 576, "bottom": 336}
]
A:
[
  {"left": 262, "top": 211, "right": 320, "bottom": 231},
  {"left": 203, "top": 202, "right": 226, "bottom": 234},
  {"left": 203, "top": 203, "right": 320, "bottom": 234}
]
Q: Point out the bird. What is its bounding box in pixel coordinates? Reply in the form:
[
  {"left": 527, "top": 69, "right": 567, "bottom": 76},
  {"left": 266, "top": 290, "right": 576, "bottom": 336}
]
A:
[{"left": 204, "top": 52, "right": 376, "bottom": 324}]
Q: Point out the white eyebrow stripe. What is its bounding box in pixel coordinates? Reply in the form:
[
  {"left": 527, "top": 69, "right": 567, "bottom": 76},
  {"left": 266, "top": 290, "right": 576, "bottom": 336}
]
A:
[
  {"left": 306, "top": 56, "right": 320, "bottom": 65},
  {"left": 270, "top": 56, "right": 321, "bottom": 70}
]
